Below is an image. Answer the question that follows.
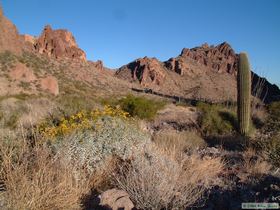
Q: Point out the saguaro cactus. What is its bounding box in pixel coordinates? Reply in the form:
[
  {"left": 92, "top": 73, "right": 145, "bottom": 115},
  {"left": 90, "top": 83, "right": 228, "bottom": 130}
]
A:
[{"left": 237, "top": 52, "right": 251, "bottom": 136}]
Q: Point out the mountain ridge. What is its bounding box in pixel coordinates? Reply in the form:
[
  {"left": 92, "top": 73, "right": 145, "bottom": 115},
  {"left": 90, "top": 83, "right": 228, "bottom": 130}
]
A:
[{"left": 0, "top": 7, "right": 279, "bottom": 103}]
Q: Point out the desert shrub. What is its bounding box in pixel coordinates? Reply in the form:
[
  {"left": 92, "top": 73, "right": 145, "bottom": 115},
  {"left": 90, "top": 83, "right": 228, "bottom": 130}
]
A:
[
  {"left": 18, "top": 81, "right": 31, "bottom": 90},
  {"left": 0, "top": 98, "right": 31, "bottom": 129},
  {"left": 113, "top": 144, "right": 223, "bottom": 210},
  {"left": 252, "top": 126, "right": 280, "bottom": 167},
  {"left": 261, "top": 133, "right": 280, "bottom": 167},
  {"left": 101, "top": 95, "right": 165, "bottom": 120},
  {"left": 252, "top": 101, "right": 280, "bottom": 167},
  {"left": 17, "top": 51, "right": 49, "bottom": 74},
  {"left": 0, "top": 111, "right": 3, "bottom": 121},
  {"left": 153, "top": 130, "right": 206, "bottom": 152},
  {"left": 56, "top": 94, "right": 97, "bottom": 117},
  {"left": 0, "top": 51, "right": 16, "bottom": 71},
  {"left": 38, "top": 105, "right": 130, "bottom": 139},
  {"left": 0, "top": 93, "right": 30, "bottom": 103},
  {"left": 0, "top": 136, "right": 90, "bottom": 210},
  {"left": 241, "top": 149, "right": 271, "bottom": 179},
  {"left": 197, "top": 102, "right": 238, "bottom": 136},
  {"left": 268, "top": 101, "right": 280, "bottom": 121},
  {"left": 54, "top": 116, "right": 150, "bottom": 173},
  {"left": 268, "top": 137, "right": 280, "bottom": 167},
  {"left": 100, "top": 96, "right": 119, "bottom": 107},
  {"left": 5, "top": 112, "right": 20, "bottom": 129},
  {"left": 111, "top": 94, "right": 165, "bottom": 120}
]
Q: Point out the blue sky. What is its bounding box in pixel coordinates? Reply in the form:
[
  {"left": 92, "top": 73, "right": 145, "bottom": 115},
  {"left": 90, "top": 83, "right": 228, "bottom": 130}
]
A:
[{"left": 1, "top": 0, "right": 280, "bottom": 86}]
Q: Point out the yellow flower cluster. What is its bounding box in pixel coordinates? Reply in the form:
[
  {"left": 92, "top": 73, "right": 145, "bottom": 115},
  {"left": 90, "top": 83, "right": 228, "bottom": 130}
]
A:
[{"left": 38, "top": 105, "right": 130, "bottom": 139}]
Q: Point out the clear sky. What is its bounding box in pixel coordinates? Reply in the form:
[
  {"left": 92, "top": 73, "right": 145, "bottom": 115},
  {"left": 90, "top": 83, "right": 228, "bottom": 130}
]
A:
[{"left": 1, "top": 0, "right": 280, "bottom": 86}]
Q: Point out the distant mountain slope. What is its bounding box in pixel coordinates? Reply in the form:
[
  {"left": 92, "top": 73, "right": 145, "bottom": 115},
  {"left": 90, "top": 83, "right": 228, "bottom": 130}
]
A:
[
  {"left": 116, "top": 42, "right": 280, "bottom": 103},
  {"left": 0, "top": 6, "right": 279, "bottom": 103}
]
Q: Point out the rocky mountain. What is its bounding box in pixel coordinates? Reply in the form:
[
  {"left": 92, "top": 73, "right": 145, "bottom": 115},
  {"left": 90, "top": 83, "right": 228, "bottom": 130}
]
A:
[
  {"left": 116, "top": 57, "right": 166, "bottom": 86},
  {"left": 0, "top": 6, "right": 279, "bottom": 103},
  {"left": 165, "top": 42, "right": 237, "bottom": 75},
  {"left": 117, "top": 42, "right": 280, "bottom": 103},
  {"left": 0, "top": 8, "right": 130, "bottom": 99},
  {"left": 0, "top": 7, "right": 23, "bottom": 54},
  {"left": 33, "top": 25, "right": 87, "bottom": 61}
]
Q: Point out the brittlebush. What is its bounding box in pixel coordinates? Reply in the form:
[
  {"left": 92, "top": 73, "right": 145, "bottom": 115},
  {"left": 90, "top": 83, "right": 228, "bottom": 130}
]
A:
[{"left": 38, "top": 105, "right": 130, "bottom": 139}]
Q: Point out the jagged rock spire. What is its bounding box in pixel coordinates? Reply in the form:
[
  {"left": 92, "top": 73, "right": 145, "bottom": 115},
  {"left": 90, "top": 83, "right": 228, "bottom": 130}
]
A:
[{"left": 34, "top": 25, "right": 87, "bottom": 61}]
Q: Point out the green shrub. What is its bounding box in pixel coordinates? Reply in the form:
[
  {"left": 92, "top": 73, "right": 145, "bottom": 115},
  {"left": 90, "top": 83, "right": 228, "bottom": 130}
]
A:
[
  {"left": 56, "top": 95, "right": 96, "bottom": 117},
  {"left": 117, "top": 95, "right": 165, "bottom": 120},
  {"left": 197, "top": 102, "right": 238, "bottom": 136}
]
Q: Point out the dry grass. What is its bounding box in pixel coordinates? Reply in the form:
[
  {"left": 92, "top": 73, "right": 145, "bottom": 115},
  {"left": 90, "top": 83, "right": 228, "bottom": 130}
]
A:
[
  {"left": 113, "top": 143, "right": 223, "bottom": 210},
  {"left": 236, "top": 148, "right": 272, "bottom": 183},
  {"left": 242, "top": 148, "right": 271, "bottom": 177},
  {"left": 0, "top": 136, "right": 90, "bottom": 210},
  {"left": 89, "top": 156, "right": 123, "bottom": 192},
  {"left": 153, "top": 130, "right": 206, "bottom": 153}
]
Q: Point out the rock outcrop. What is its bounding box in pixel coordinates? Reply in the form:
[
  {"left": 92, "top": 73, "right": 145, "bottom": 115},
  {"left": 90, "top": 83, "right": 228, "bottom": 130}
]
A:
[
  {"left": 98, "top": 189, "right": 135, "bottom": 210},
  {"left": 34, "top": 25, "right": 86, "bottom": 61},
  {"left": 116, "top": 56, "right": 166, "bottom": 86},
  {"left": 0, "top": 7, "right": 22, "bottom": 54},
  {"left": 9, "top": 63, "right": 36, "bottom": 82},
  {"left": 165, "top": 42, "right": 238, "bottom": 75},
  {"left": 40, "top": 75, "right": 59, "bottom": 96}
]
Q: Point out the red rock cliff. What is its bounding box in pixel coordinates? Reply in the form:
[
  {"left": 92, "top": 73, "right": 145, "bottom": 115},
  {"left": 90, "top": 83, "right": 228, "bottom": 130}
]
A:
[{"left": 34, "top": 25, "right": 86, "bottom": 61}]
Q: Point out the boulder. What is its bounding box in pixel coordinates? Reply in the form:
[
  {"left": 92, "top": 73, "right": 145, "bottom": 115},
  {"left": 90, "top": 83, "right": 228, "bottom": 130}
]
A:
[
  {"left": 40, "top": 75, "right": 59, "bottom": 96},
  {"left": 99, "top": 189, "right": 135, "bottom": 210},
  {"left": 9, "top": 63, "right": 36, "bottom": 82}
]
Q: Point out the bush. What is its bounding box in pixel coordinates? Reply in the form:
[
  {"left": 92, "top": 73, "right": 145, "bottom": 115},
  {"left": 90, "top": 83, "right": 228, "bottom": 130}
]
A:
[
  {"left": 0, "top": 51, "right": 16, "bottom": 71},
  {"left": 255, "top": 132, "right": 280, "bottom": 167},
  {"left": 113, "top": 143, "right": 223, "bottom": 210},
  {"left": 268, "top": 101, "right": 280, "bottom": 122},
  {"left": 252, "top": 103, "right": 280, "bottom": 167},
  {"left": 0, "top": 137, "right": 90, "bottom": 210},
  {"left": 256, "top": 102, "right": 280, "bottom": 166},
  {"left": 269, "top": 135, "right": 280, "bottom": 167},
  {"left": 56, "top": 95, "right": 96, "bottom": 117},
  {"left": 153, "top": 130, "right": 206, "bottom": 152},
  {"left": 197, "top": 102, "right": 238, "bottom": 136},
  {"left": 17, "top": 51, "right": 49, "bottom": 74},
  {"left": 55, "top": 116, "right": 150, "bottom": 173},
  {"left": 5, "top": 112, "right": 20, "bottom": 129},
  {"left": 117, "top": 95, "right": 165, "bottom": 120},
  {"left": 38, "top": 105, "right": 130, "bottom": 139}
]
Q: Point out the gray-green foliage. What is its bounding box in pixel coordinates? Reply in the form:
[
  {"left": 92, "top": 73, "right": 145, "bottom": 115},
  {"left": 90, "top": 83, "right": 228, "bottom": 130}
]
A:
[
  {"left": 55, "top": 116, "right": 150, "bottom": 173},
  {"left": 237, "top": 53, "right": 251, "bottom": 136}
]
